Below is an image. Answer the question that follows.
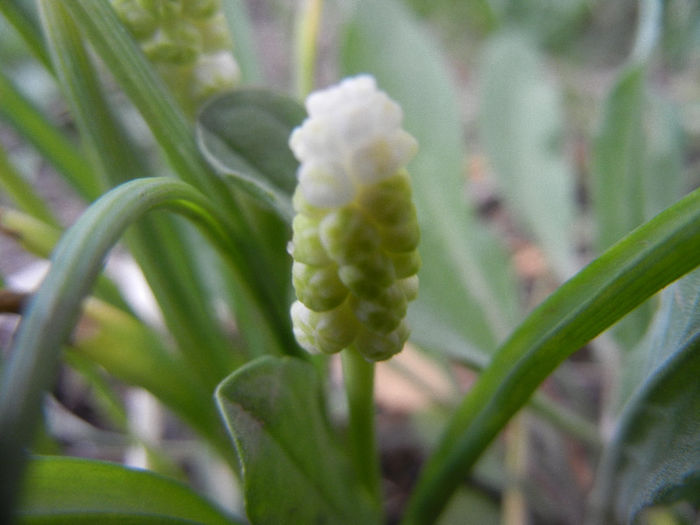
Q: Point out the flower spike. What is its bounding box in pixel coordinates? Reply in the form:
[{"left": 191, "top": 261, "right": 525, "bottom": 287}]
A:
[{"left": 289, "top": 75, "right": 420, "bottom": 361}]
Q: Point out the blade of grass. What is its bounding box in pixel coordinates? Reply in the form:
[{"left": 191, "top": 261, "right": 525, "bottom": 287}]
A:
[
  {"left": 403, "top": 186, "right": 700, "bottom": 524},
  {"left": 0, "top": 67, "right": 101, "bottom": 200},
  {"left": 221, "top": 0, "right": 263, "bottom": 85},
  {"left": 0, "top": 0, "right": 52, "bottom": 71},
  {"left": 0, "top": 143, "right": 58, "bottom": 226},
  {"left": 0, "top": 176, "right": 245, "bottom": 521},
  {"left": 18, "top": 456, "right": 239, "bottom": 524}
]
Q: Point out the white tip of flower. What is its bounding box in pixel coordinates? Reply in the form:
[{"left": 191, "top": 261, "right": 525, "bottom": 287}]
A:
[
  {"left": 289, "top": 74, "right": 416, "bottom": 207},
  {"left": 298, "top": 161, "right": 354, "bottom": 208}
]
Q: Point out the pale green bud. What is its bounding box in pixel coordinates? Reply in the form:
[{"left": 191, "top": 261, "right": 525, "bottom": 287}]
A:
[
  {"left": 291, "top": 300, "right": 359, "bottom": 355},
  {"left": 111, "top": 0, "right": 240, "bottom": 118},
  {"left": 292, "top": 262, "right": 348, "bottom": 312},
  {"left": 354, "top": 322, "right": 410, "bottom": 361},
  {"left": 289, "top": 75, "right": 420, "bottom": 361},
  {"left": 182, "top": 0, "right": 221, "bottom": 18},
  {"left": 112, "top": 0, "right": 159, "bottom": 39},
  {"left": 142, "top": 21, "right": 202, "bottom": 64}
]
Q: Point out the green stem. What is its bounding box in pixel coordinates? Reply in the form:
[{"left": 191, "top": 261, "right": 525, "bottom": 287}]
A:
[
  {"left": 341, "top": 347, "right": 382, "bottom": 511},
  {"left": 294, "top": 0, "right": 323, "bottom": 99}
]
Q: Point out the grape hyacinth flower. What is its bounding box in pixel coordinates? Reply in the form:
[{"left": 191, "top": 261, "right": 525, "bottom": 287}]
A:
[
  {"left": 111, "top": 0, "right": 240, "bottom": 117},
  {"left": 289, "top": 75, "right": 420, "bottom": 361}
]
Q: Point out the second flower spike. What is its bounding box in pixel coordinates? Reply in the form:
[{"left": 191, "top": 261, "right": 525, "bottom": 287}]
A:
[{"left": 289, "top": 75, "right": 420, "bottom": 361}]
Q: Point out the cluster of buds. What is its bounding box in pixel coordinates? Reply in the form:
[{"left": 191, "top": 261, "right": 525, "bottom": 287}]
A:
[
  {"left": 289, "top": 75, "right": 420, "bottom": 361},
  {"left": 111, "top": 0, "right": 240, "bottom": 116}
]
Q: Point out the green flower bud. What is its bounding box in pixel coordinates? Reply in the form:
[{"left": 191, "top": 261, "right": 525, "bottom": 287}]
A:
[
  {"left": 182, "top": 0, "right": 220, "bottom": 19},
  {"left": 292, "top": 262, "right": 348, "bottom": 312},
  {"left": 291, "top": 300, "right": 359, "bottom": 355},
  {"left": 142, "top": 20, "right": 202, "bottom": 64},
  {"left": 289, "top": 75, "right": 420, "bottom": 361}
]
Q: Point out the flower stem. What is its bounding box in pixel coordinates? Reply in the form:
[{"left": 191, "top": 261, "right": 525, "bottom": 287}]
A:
[{"left": 341, "top": 346, "right": 382, "bottom": 510}]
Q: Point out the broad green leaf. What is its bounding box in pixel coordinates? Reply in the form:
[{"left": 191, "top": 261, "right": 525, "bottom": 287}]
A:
[
  {"left": 616, "top": 269, "right": 700, "bottom": 412},
  {"left": 642, "top": 96, "right": 684, "bottom": 221},
  {"left": 403, "top": 186, "right": 700, "bottom": 524},
  {"left": 196, "top": 89, "right": 306, "bottom": 221},
  {"left": 479, "top": 32, "right": 576, "bottom": 279},
  {"left": 590, "top": 271, "right": 700, "bottom": 523},
  {"left": 17, "top": 456, "right": 238, "bottom": 524},
  {"left": 216, "top": 356, "right": 380, "bottom": 525},
  {"left": 0, "top": 177, "right": 241, "bottom": 518},
  {"left": 342, "top": 0, "right": 519, "bottom": 358}
]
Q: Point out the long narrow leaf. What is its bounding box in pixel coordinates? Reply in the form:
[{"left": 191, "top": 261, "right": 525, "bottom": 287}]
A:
[
  {"left": 62, "top": 0, "right": 300, "bottom": 355},
  {"left": 39, "top": 0, "right": 251, "bottom": 384},
  {"left": 0, "top": 0, "right": 52, "bottom": 70},
  {"left": 0, "top": 177, "right": 238, "bottom": 521},
  {"left": 0, "top": 144, "right": 58, "bottom": 225},
  {"left": 17, "top": 456, "right": 239, "bottom": 524},
  {"left": 0, "top": 67, "right": 100, "bottom": 200},
  {"left": 403, "top": 186, "right": 700, "bottom": 524}
]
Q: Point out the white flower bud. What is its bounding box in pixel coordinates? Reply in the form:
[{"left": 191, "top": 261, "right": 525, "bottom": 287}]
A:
[{"left": 289, "top": 75, "right": 417, "bottom": 208}]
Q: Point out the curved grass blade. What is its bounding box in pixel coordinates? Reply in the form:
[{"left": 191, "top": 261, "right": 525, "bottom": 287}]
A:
[
  {"left": 39, "top": 0, "right": 246, "bottom": 383},
  {"left": 403, "top": 186, "right": 700, "bottom": 524},
  {"left": 17, "top": 456, "right": 240, "bottom": 525},
  {"left": 0, "top": 177, "right": 238, "bottom": 521},
  {"left": 60, "top": 0, "right": 301, "bottom": 356}
]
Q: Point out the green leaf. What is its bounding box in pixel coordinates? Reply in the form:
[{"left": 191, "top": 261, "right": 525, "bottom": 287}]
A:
[
  {"left": 342, "top": 0, "right": 520, "bottom": 358},
  {"left": 479, "top": 32, "right": 576, "bottom": 279},
  {"left": 0, "top": 0, "right": 52, "bottom": 70},
  {"left": 592, "top": 65, "right": 684, "bottom": 350},
  {"left": 39, "top": 0, "right": 244, "bottom": 386},
  {"left": 0, "top": 144, "right": 58, "bottom": 226},
  {"left": 196, "top": 89, "right": 306, "bottom": 221},
  {"left": 0, "top": 177, "right": 240, "bottom": 519},
  {"left": 17, "top": 456, "right": 238, "bottom": 524},
  {"left": 403, "top": 186, "right": 700, "bottom": 524},
  {"left": 72, "top": 298, "right": 226, "bottom": 455},
  {"left": 221, "top": 0, "right": 263, "bottom": 84},
  {"left": 0, "top": 66, "right": 100, "bottom": 201},
  {"left": 592, "top": 65, "right": 647, "bottom": 253},
  {"left": 216, "top": 356, "right": 380, "bottom": 525},
  {"left": 62, "top": 0, "right": 301, "bottom": 357},
  {"left": 590, "top": 270, "right": 700, "bottom": 522}
]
